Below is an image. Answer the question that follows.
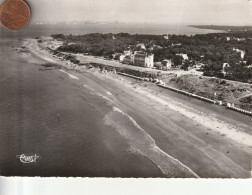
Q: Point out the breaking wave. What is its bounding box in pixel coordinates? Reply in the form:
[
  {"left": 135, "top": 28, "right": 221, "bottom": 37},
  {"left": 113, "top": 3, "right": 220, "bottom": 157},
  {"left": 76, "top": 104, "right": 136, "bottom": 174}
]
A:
[
  {"left": 82, "top": 84, "right": 198, "bottom": 177},
  {"left": 60, "top": 70, "right": 79, "bottom": 80},
  {"left": 104, "top": 107, "right": 199, "bottom": 178},
  {"left": 83, "top": 85, "right": 114, "bottom": 103}
]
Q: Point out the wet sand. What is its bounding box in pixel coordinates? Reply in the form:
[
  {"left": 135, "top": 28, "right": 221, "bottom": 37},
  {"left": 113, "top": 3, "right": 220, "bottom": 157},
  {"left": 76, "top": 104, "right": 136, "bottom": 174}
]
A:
[
  {"left": 0, "top": 39, "right": 165, "bottom": 177},
  {"left": 78, "top": 70, "right": 252, "bottom": 178}
]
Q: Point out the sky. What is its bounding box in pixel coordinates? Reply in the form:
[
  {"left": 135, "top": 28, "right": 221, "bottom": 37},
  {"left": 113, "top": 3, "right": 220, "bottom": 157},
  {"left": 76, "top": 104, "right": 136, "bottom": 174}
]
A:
[{"left": 17, "top": 0, "right": 252, "bottom": 25}]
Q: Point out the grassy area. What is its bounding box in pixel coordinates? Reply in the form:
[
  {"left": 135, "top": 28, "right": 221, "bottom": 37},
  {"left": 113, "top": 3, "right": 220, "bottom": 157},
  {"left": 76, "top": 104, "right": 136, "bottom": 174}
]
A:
[{"left": 165, "top": 75, "right": 252, "bottom": 111}]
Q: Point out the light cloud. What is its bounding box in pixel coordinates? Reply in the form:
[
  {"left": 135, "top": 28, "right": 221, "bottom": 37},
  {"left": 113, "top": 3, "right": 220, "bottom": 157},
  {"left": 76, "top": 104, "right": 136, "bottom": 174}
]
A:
[{"left": 18, "top": 0, "right": 252, "bottom": 25}]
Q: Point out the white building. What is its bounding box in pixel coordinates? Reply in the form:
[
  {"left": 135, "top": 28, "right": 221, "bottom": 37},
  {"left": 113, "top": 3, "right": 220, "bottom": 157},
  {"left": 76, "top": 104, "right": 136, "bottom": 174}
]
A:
[
  {"left": 136, "top": 43, "right": 146, "bottom": 50},
  {"left": 195, "top": 63, "right": 204, "bottom": 70},
  {"left": 176, "top": 53, "right": 189, "bottom": 61},
  {"left": 161, "top": 59, "right": 172, "bottom": 69},
  {"left": 122, "top": 50, "right": 154, "bottom": 68},
  {"left": 122, "top": 50, "right": 134, "bottom": 64},
  {"left": 133, "top": 51, "right": 154, "bottom": 68},
  {"left": 119, "top": 55, "right": 126, "bottom": 62},
  {"left": 172, "top": 43, "right": 182, "bottom": 46},
  {"left": 233, "top": 48, "right": 245, "bottom": 59},
  {"left": 124, "top": 50, "right": 132, "bottom": 56},
  {"left": 222, "top": 63, "right": 230, "bottom": 75},
  {"left": 234, "top": 37, "right": 245, "bottom": 41}
]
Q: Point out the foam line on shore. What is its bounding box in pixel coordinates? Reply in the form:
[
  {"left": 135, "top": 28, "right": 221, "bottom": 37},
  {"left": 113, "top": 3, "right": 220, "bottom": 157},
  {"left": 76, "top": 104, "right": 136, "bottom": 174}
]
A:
[
  {"left": 59, "top": 70, "right": 79, "bottom": 80},
  {"left": 82, "top": 83, "right": 199, "bottom": 177},
  {"left": 83, "top": 85, "right": 114, "bottom": 103},
  {"left": 104, "top": 107, "right": 199, "bottom": 178}
]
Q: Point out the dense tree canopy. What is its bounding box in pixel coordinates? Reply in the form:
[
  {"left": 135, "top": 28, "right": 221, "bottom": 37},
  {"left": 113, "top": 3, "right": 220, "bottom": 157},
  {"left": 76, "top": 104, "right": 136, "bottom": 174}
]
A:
[{"left": 52, "top": 31, "right": 252, "bottom": 83}]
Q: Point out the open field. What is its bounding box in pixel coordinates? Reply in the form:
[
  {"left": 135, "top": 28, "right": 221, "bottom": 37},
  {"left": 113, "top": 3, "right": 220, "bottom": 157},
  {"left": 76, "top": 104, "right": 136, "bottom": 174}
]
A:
[{"left": 166, "top": 75, "right": 252, "bottom": 111}]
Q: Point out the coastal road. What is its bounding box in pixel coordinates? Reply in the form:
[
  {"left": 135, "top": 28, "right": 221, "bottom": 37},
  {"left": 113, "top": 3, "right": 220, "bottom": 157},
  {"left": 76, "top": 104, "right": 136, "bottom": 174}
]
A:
[{"left": 0, "top": 39, "right": 251, "bottom": 178}]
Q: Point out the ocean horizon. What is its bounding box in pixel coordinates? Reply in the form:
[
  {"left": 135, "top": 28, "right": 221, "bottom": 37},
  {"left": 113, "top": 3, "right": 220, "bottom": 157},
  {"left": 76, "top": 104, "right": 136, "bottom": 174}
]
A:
[{"left": 0, "top": 23, "right": 223, "bottom": 39}]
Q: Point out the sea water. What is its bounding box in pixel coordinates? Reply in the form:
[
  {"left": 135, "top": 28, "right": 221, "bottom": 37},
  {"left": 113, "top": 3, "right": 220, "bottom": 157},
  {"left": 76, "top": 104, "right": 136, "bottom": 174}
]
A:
[{"left": 0, "top": 23, "right": 223, "bottom": 39}]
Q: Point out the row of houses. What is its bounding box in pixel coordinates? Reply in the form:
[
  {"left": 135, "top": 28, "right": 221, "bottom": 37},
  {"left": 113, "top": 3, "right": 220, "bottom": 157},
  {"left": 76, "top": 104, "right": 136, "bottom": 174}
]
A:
[
  {"left": 116, "top": 50, "right": 189, "bottom": 70},
  {"left": 154, "top": 54, "right": 189, "bottom": 70},
  {"left": 226, "top": 37, "right": 246, "bottom": 42}
]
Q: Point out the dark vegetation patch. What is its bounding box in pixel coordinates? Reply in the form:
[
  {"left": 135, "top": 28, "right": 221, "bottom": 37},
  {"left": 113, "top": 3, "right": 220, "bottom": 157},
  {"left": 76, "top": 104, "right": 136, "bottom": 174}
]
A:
[
  {"left": 41, "top": 63, "right": 61, "bottom": 69},
  {"left": 51, "top": 31, "right": 252, "bottom": 83},
  {"left": 239, "top": 95, "right": 252, "bottom": 104}
]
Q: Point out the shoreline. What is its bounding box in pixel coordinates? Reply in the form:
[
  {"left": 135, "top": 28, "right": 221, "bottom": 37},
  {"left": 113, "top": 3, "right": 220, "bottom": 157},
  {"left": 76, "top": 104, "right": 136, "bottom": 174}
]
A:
[
  {"left": 23, "top": 38, "right": 252, "bottom": 150},
  {"left": 16, "top": 38, "right": 252, "bottom": 178},
  {"left": 36, "top": 35, "right": 252, "bottom": 112}
]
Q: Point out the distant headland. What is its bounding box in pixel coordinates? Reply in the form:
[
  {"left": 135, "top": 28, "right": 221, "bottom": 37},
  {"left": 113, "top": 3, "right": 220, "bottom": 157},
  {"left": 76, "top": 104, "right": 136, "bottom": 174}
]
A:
[{"left": 190, "top": 25, "right": 252, "bottom": 32}]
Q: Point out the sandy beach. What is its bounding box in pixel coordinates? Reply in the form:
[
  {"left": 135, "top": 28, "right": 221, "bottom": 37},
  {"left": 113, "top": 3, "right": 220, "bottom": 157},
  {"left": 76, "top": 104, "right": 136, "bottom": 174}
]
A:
[
  {"left": 29, "top": 38, "right": 252, "bottom": 148},
  {"left": 31, "top": 38, "right": 252, "bottom": 176},
  {"left": 0, "top": 38, "right": 251, "bottom": 178}
]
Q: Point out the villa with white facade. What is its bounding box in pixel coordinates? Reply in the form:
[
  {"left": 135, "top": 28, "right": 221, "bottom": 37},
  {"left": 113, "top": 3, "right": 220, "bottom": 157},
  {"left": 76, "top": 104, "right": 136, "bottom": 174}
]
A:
[{"left": 121, "top": 50, "right": 154, "bottom": 68}]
